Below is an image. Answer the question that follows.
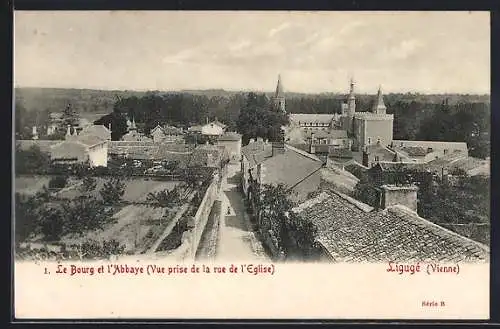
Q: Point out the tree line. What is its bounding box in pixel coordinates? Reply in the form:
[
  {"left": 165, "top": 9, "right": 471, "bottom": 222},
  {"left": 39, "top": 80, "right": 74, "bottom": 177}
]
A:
[{"left": 15, "top": 89, "right": 490, "bottom": 158}]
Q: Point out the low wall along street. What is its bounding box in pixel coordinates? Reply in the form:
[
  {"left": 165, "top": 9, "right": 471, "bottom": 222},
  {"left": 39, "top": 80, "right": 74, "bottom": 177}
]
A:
[{"left": 189, "top": 174, "right": 221, "bottom": 260}]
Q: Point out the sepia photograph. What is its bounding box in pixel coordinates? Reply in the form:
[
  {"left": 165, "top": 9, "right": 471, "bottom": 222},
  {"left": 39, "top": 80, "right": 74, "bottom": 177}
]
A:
[{"left": 13, "top": 11, "right": 491, "bottom": 319}]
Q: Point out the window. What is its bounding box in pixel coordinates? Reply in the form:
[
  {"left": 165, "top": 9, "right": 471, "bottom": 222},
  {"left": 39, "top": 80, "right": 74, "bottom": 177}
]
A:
[
  {"left": 368, "top": 137, "right": 371, "bottom": 144},
  {"left": 374, "top": 156, "right": 380, "bottom": 162}
]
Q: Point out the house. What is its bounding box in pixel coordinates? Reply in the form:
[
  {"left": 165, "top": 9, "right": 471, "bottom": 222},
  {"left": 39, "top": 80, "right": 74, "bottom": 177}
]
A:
[
  {"left": 150, "top": 125, "right": 166, "bottom": 143},
  {"left": 121, "top": 130, "right": 153, "bottom": 142},
  {"left": 360, "top": 142, "right": 398, "bottom": 168},
  {"left": 216, "top": 132, "right": 242, "bottom": 163},
  {"left": 78, "top": 125, "right": 111, "bottom": 141},
  {"left": 50, "top": 135, "right": 108, "bottom": 167},
  {"left": 292, "top": 188, "right": 489, "bottom": 262},
  {"left": 390, "top": 140, "right": 468, "bottom": 162},
  {"left": 150, "top": 125, "right": 184, "bottom": 143},
  {"left": 200, "top": 120, "right": 226, "bottom": 136},
  {"left": 241, "top": 138, "right": 324, "bottom": 204}
]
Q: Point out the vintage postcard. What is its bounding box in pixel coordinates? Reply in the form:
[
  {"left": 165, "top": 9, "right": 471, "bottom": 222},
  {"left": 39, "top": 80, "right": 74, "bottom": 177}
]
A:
[{"left": 13, "top": 11, "right": 490, "bottom": 319}]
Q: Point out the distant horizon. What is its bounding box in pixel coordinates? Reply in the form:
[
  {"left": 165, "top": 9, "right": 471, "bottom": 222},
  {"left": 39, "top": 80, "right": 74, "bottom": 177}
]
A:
[{"left": 13, "top": 85, "right": 491, "bottom": 96}]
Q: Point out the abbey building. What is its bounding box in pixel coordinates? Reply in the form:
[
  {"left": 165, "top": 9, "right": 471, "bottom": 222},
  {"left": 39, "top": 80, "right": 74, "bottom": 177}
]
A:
[{"left": 282, "top": 75, "right": 394, "bottom": 152}]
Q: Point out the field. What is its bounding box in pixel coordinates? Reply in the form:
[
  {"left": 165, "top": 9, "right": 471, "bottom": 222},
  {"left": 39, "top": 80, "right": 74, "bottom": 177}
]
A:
[
  {"left": 15, "top": 176, "right": 51, "bottom": 195},
  {"left": 58, "top": 178, "right": 181, "bottom": 202}
]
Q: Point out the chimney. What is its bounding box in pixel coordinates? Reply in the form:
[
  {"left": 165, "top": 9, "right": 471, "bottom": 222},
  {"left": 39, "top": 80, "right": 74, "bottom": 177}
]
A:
[
  {"left": 66, "top": 125, "right": 71, "bottom": 136},
  {"left": 378, "top": 184, "right": 418, "bottom": 212},
  {"left": 32, "top": 126, "right": 38, "bottom": 140},
  {"left": 362, "top": 147, "right": 369, "bottom": 167}
]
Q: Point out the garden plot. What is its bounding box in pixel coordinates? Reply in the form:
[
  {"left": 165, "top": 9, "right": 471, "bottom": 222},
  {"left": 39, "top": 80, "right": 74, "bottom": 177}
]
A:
[{"left": 58, "top": 178, "right": 180, "bottom": 202}]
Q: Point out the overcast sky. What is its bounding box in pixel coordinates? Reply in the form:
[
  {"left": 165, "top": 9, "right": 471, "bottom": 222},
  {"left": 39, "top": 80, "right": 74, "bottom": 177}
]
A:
[{"left": 14, "top": 11, "right": 490, "bottom": 94}]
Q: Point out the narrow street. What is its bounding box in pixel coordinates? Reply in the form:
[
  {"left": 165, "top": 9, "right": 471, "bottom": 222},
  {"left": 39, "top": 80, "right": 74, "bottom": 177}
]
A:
[{"left": 215, "top": 163, "right": 270, "bottom": 262}]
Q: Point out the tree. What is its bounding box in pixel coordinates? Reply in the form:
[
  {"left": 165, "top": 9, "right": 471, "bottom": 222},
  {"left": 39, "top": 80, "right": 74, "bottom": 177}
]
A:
[
  {"left": 236, "top": 93, "right": 289, "bottom": 145},
  {"left": 61, "top": 196, "right": 114, "bottom": 234},
  {"left": 257, "top": 183, "right": 318, "bottom": 259},
  {"left": 38, "top": 205, "right": 65, "bottom": 241},
  {"left": 80, "top": 176, "right": 97, "bottom": 193},
  {"left": 146, "top": 187, "right": 181, "bottom": 208},
  {"left": 48, "top": 175, "right": 68, "bottom": 189},
  {"left": 99, "top": 178, "right": 126, "bottom": 205},
  {"left": 94, "top": 111, "right": 128, "bottom": 141},
  {"left": 15, "top": 144, "right": 51, "bottom": 174},
  {"left": 14, "top": 193, "right": 42, "bottom": 244},
  {"left": 62, "top": 103, "right": 80, "bottom": 127}
]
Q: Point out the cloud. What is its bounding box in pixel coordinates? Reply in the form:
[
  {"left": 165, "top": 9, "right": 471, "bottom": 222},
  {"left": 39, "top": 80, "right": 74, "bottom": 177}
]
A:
[
  {"left": 229, "top": 39, "right": 252, "bottom": 53},
  {"left": 386, "top": 39, "right": 424, "bottom": 60},
  {"left": 161, "top": 48, "right": 197, "bottom": 65},
  {"left": 268, "top": 22, "right": 292, "bottom": 37}
]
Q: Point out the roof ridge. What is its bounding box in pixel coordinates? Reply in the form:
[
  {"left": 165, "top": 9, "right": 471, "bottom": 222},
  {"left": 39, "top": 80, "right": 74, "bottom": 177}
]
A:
[
  {"left": 292, "top": 191, "right": 329, "bottom": 213},
  {"left": 330, "top": 189, "right": 374, "bottom": 213},
  {"left": 387, "top": 205, "right": 490, "bottom": 253},
  {"left": 285, "top": 144, "right": 323, "bottom": 162}
]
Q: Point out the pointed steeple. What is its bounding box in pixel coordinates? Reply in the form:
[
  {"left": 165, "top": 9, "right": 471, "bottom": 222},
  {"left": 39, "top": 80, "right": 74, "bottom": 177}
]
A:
[
  {"left": 372, "top": 85, "right": 387, "bottom": 114},
  {"left": 131, "top": 116, "right": 137, "bottom": 130},
  {"left": 275, "top": 74, "right": 284, "bottom": 98},
  {"left": 273, "top": 74, "right": 286, "bottom": 113}
]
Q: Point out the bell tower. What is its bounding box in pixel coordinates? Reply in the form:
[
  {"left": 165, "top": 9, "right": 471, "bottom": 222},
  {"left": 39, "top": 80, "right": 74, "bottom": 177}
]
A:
[{"left": 273, "top": 74, "right": 286, "bottom": 113}]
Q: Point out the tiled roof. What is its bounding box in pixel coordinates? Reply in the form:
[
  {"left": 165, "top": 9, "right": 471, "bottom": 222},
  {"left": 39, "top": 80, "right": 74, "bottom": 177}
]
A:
[
  {"left": 75, "top": 134, "right": 106, "bottom": 147},
  {"left": 400, "top": 146, "right": 428, "bottom": 157},
  {"left": 329, "top": 148, "right": 353, "bottom": 159},
  {"left": 260, "top": 145, "right": 323, "bottom": 189},
  {"left": 163, "top": 125, "right": 184, "bottom": 135},
  {"left": 294, "top": 191, "right": 489, "bottom": 263},
  {"left": 392, "top": 140, "right": 468, "bottom": 152},
  {"left": 79, "top": 125, "right": 111, "bottom": 140},
  {"left": 218, "top": 132, "right": 242, "bottom": 141},
  {"left": 241, "top": 140, "right": 273, "bottom": 167}
]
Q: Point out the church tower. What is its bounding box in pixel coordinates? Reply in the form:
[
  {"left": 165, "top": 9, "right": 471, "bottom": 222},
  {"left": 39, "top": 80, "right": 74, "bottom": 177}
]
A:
[
  {"left": 343, "top": 78, "right": 356, "bottom": 135},
  {"left": 348, "top": 78, "right": 356, "bottom": 117},
  {"left": 372, "top": 85, "right": 387, "bottom": 114},
  {"left": 273, "top": 74, "right": 286, "bottom": 113}
]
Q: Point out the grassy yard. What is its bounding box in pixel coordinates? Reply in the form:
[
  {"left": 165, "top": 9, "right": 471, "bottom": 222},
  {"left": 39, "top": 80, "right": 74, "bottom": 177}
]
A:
[{"left": 15, "top": 176, "right": 51, "bottom": 195}]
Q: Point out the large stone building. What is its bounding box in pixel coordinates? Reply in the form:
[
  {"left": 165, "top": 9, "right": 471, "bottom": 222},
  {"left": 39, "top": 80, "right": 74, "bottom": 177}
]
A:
[{"left": 277, "top": 75, "right": 468, "bottom": 167}]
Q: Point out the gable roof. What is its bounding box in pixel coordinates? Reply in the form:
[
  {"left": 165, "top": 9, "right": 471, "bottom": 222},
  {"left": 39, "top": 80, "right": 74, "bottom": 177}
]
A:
[
  {"left": 218, "top": 132, "right": 242, "bottom": 141},
  {"left": 79, "top": 125, "right": 111, "bottom": 140},
  {"left": 259, "top": 145, "right": 323, "bottom": 190},
  {"left": 151, "top": 125, "right": 164, "bottom": 135},
  {"left": 75, "top": 134, "right": 107, "bottom": 147},
  {"left": 294, "top": 190, "right": 489, "bottom": 263},
  {"left": 241, "top": 140, "right": 273, "bottom": 167}
]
